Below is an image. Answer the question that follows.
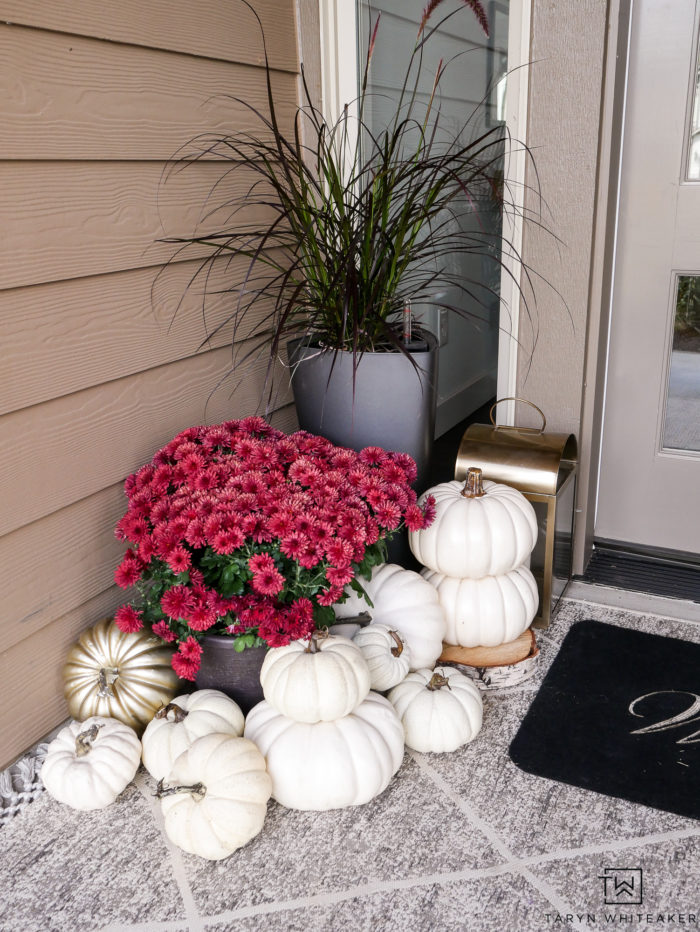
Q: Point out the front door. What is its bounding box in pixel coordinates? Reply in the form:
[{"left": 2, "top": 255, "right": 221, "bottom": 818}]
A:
[{"left": 596, "top": 0, "right": 700, "bottom": 555}]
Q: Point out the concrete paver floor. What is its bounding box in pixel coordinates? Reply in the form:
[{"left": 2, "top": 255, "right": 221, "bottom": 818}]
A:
[{"left": 1, "top": 596, "right": 699, "bottom": 932}]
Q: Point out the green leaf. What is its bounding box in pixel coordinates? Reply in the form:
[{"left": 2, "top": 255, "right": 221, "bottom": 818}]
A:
[
  {"left": 219, "top": 564, "right": 245, "bottom": 597},
  {"left": 349, "top": 577, "right": 374, "bottom": 607},
  {"left": 313, "top": 603, "right": 337, "bottom": 629}
]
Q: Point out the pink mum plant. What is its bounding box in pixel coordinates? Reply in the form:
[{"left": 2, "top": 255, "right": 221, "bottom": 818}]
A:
[{"left": 113, "top": 417, "right": 434, "bottom": 680}]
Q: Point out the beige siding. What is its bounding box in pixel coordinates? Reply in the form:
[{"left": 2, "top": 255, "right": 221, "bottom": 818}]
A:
[{"left": 0, "top": 0, "right": 302, "bottom": 768}]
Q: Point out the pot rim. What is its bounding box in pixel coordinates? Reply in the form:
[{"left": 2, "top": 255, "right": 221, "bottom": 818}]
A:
[
  {"left": 200, "top": 634, "right": 268, "bottom": 651},
  {"left": 288, "top": 329, "right": 438, "bottom": 358}
]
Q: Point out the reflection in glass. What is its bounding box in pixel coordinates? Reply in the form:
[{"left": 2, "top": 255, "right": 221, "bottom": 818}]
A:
[
  {"left": 357, "top": 0, "right": 507, "bottom": 402},
  {"left": 688, "top": 42, "right": 700, "bottom": 179},
  {"left": 662, "top": 276, "right": 700, "bottom": 452}
]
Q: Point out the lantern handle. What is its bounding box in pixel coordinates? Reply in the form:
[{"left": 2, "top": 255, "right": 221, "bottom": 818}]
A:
[{"left": 489, "top": 397, "right": 547, "bottom": 434}]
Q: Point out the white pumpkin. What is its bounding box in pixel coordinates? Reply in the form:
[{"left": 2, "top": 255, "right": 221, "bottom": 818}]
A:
[
  {"left": 388, "top": 667, "right": 483, "bottom": 753},
  {"left": 41, "top": 716, "right": 141, "bottom": 810},
  {"left": 422, "top": 566, "right": 538, "bottom": 647},
  {"left": 158, "top": 732, "right": 271, "bottom": 861},
  {"left": 333, "top": 563, "right": 446, "bottom": 670},
  {"left": 141, "top": 689, "right": 245, "bottom": 780},
  {"left": 244, "top": 692, "right": 404, "bottom": 810},
  {"left": 260, "top": 632, "right": 371, "bottom": 723},
  {"left": 352, "top": 624, "right": 411, "bottom": 691},
  {"left": 408, "top": 468, "right": 537, "bottom": 578}
]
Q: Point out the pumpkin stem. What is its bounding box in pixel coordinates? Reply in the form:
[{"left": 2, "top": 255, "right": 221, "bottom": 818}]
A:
[
  {"left": 333, "top": 611, "right": 372, "bottom": 627},
  {"left": 389, "top": 630, "right": 404, "bottom": 657},
  {"left": 155, "top": 778, "right": 206, "bottom": 801},
  {"left": 154, "top": 702, "right": 188, "bottom": 723},
  {"left": 461, "top": 467, "right": 485, "bottom": 499},
  {"left": 305, "top": 629, "right": 330, "bottom": 653},
  {"left": 427, "top": 672, "right": 452, "bottom": 691},
  {"left": 75, "top": 723, "right": 103, "bottom": 757},
  {"left": 97, "top": 667, "right": 119, "bottom": 698}
]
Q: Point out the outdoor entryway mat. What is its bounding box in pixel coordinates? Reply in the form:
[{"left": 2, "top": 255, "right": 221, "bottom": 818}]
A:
[{"left": 509, "top": 619, "right": 700, "bottom": 820}]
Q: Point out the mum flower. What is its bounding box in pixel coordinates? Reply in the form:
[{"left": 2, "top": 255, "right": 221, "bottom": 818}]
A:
[
  {"left": 114, "top": 604, "right": 143, "bottom": 633},
  {"left": 113, "top": 419, "right": 433, "bottom": 678}
]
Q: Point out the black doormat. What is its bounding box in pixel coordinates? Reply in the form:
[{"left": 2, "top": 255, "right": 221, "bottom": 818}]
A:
[{"left": 509, "top": 620, "right": 700, "bottom": 820}]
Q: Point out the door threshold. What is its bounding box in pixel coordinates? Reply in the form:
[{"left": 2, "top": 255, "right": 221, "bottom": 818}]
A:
[
  {"left": 576, "top": 541, "right": 700, "bottom": 604},
  {"left": 565, "top": 580, "right": 700, "bottom": 625}
]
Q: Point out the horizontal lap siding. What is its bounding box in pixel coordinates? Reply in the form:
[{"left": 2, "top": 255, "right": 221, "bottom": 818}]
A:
[
  {"left": 1, "top": 254, "right": 284, "bottom": 414},
  {"left": 1, "top": 25, "right": 298, "bottom": 160},
  {"left": 0, "top": 162, "right": 279, "bottom": 290},
  {"left": 0, "top": 0, "right": 300, "bottom": 768},
  {"left": 0, "top": 0, "right": 298, "bottom": 70}
]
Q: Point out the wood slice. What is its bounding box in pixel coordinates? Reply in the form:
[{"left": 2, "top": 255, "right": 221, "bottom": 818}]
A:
[
  {"left": 439, "top": 628, "right": 536, "bottom": 668},
  {"left": 438, "top": 629, "right": 540, "bottom": 691}
]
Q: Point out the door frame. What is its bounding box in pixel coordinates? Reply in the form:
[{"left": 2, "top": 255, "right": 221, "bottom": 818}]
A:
[
  {"left": 573, "top": 0, "right": 644, "bottom": 573},
  {"left": 312, "top": 0, "right": 533, "bottom": 424}
]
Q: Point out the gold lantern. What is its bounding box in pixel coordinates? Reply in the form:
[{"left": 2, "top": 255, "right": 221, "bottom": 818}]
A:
[{"left": 455, "top": 399, "right": 577, "bottom": 628}]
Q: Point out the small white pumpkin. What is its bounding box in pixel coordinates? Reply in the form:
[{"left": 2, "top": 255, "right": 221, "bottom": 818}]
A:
[
  {"left": 141, "top": 689, "right": 245, "bottom": 780},
  {"left": 41, "top": 716, "right": 141, "bottom": 810},
  {"left": 388, "top": 667, "right": 483, "bottom": 753},
  {"left": 244, "top": 692, "right": 404, "bottom": 810},
  {"left": 422, "top": 566, "right": 538, "bottom": 647},
  {"left": 260, "top": 632, "right": 371, "bottom": 723},
  {"left": 158, "top": 732, "right": 271, "bottom": 861},
  {"left": 352, "top": 624, "right": 411, "bottom": 691},
  {"left": 408, "top": 468, "right": 538, "bottom": 578},
  {"left": 333, "top": 563, "right": 446, "bottom": 670}
]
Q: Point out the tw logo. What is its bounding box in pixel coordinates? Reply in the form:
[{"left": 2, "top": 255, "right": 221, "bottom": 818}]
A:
[{"left": 598, "top": 867, "right": 644, "bottom": 905}]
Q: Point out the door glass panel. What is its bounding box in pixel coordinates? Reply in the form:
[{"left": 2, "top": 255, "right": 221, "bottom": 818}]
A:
[
  {"left": 687, "top": 40, "right": 700, "bottom": 180},
  {"left": 356, "top": 0, "right": 509, "bottom": 427},
  {"left": 662, "top": 275, "right": 700, "bottom": 452}
]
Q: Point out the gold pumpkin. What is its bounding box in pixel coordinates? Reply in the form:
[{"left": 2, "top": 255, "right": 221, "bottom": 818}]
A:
[{"left": 63, "top": 618, "right": 180, "bottom": 734}]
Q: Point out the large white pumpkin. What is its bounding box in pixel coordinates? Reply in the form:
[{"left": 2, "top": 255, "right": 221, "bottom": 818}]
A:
[
  {"left": 333, "top": 563, "right": 446, "bottom": 670},
  {"left": 141, "top": 689, "right": 245, "bottom": 780},
  {"left": 260, "top": 633, "right": 371, "bottom": 723},
  {"left": 352, "top": 624, "right": 410, "bottom": 691},
  {"left": 244, "top": 692, "right": 404, "bottom": 810},
  {"left": 422, "top": 566, "right": 538, "bottom": 647},
  {"left": 388, "top": 667, "right": 483, "bottom": 753},
  {"left": 408, "top": 469, "right": 537, "bottom": 578},
  {"left": 158, "top": 732, "right": 271, "bottom": 860},
  {"left": 41, "top": 716, "right": 141, "bottom": 810}
]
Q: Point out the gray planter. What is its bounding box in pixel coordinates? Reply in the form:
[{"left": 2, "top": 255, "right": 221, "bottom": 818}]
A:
[
  {"left": 195, "top": 636, "right": 266, "bottom": 714},
  {"left": 288, "top": 334, "right": 438, "bottom": 490}
]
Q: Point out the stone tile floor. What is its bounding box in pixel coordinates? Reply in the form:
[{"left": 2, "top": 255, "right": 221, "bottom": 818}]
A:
[{"left": 1, "top": 595, "right": 699, "bottom": 932}]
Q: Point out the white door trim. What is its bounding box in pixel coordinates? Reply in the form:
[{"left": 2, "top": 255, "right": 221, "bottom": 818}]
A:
[
  {"left": 496, "top": 0, "right": 532, "bottom": 425},
  {"left": 317, "top": 0, "right": 532, "bottom": 424},
  {"left": 319, "top": 0, "right": 358, "bottom": 126}
]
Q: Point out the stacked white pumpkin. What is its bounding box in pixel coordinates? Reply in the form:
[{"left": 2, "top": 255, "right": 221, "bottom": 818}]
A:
[
  {"left": 332, "top": 562, "right": 446, "bottom": 671},
  {"left": 410, "top": 466, "right": 539, "bottom": 656},
  {"left": 141, "top": 689, "right": 271, "bottom": 861},
  {"left": 245, "top": 632, "right": 405, "bottom": 810},
  {"left": 331, "top": 563, "right": 484, "bottom": 754}
]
